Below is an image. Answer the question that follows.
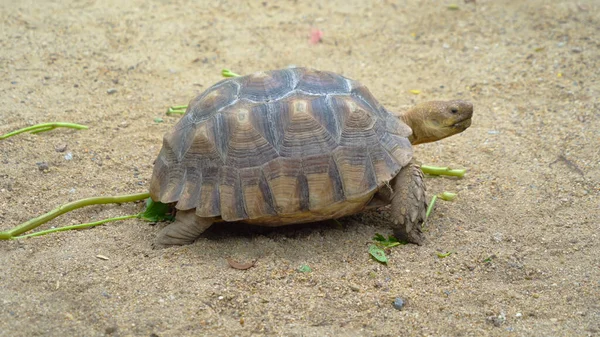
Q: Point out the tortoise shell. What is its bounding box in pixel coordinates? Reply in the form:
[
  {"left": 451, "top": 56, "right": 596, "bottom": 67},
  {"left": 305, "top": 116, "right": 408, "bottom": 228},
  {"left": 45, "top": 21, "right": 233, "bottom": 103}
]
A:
[{"left": 149, "top": 67, "right": 413, "bottom": 225}]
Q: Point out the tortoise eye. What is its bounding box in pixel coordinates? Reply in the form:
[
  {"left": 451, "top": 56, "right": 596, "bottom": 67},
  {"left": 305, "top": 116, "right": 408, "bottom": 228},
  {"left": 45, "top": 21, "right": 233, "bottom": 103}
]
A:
[{"left": 450, "top": 107, "right": 458, "bottom": 114}]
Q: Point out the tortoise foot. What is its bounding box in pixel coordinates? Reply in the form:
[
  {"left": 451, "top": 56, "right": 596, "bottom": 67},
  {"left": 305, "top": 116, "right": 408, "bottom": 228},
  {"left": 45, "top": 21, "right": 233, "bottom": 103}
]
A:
[
  {"left": 390, "top": 162, "right": 428, "bottom": 245},
  {"left": 153, "top": 209, "right": 214, "bottom": 249}
]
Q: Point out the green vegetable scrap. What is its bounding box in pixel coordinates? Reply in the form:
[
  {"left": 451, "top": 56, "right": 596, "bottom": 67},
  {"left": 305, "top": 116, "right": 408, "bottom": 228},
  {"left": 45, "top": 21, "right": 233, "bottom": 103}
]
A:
[
  {"left": 426, "top": 191, "right": 459, "bottom": 220},
  {"left": 373, "top": 233, "right": 404, "bottom": 248},
  {"left": 166, "top": 105, "right": 188, "bottom": 116},
  {"left": 1, "top": 122, "right": 88, "bottom": 140},
  {"left": 420, "top": 165, "right": 466, "bottom": 178},
  {"left": 165, "top": 69, "right": 241, "bottom": 116},
  {"left": 221, "top": 69, "right": 241, "bottom": 78},
  {"left": 140, "top": 198, "right": 175, "bottom": 222},
  {"left": 297, "top": 264, "right": 312, "bottom": 273},
  {"left": 0, "top": 194, "right": 175, "bottom": 240},
  {"left": 439, "top": 192, "right": 457, "bottom": 201},
  {"left": 369, "top": 244, "right": 388, "bottom": 264},
  {"left": 426, "top": 195, "right": 438, "bottom": 220},
  {"left": 482, "top": 255, "right": 496, "bottom": 263}
]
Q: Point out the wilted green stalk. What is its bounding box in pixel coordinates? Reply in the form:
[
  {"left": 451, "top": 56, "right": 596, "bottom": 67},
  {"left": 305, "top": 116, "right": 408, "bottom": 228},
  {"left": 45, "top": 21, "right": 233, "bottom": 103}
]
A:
[
  {"left": 0, "top": 122, "right": 88, "bottom": 140},
  {"left": 0, "top": 192, "right": 150, "bottom": 240},
  {"left": 13, "top": 215, "right": 139, "bottom": 239}
]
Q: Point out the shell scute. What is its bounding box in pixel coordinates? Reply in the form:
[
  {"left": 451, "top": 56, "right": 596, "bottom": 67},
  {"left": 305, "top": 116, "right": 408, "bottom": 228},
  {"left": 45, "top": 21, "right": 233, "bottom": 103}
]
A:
[
  {"left": 238, "top": 69, "right": 296, "bottom": 102},
  {"left": 295, "top": 68, "right": 349, "bottom": 94}
]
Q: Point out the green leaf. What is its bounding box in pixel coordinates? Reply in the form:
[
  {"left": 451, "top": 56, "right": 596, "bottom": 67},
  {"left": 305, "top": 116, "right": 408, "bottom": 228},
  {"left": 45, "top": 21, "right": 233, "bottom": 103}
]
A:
[
  {"left": 369, "top": 244, "right": 388, "bottom": 264},
  {"left": 386, "top": 235, "right": 399, "bottom": 244},
  {"left": 140, "top": 198, "right": 174, "bottom": 222},
  {"left": 385, "top": 241, "right": 401, "bottom": 248},
  {"left": 437, "top": 251, "right": 454, "bottom": 258},
  {"left": 154, "top": 118, "right": 164, "bottom": 123},
  {"left": 373, "top": 233, "right": 386, "bottom": 242},
  {"left": 297, "top": 264, "right": 312, "bottom": 273},
  {"left": 373, "top": 233, "right": 404, "bottom": 248}
]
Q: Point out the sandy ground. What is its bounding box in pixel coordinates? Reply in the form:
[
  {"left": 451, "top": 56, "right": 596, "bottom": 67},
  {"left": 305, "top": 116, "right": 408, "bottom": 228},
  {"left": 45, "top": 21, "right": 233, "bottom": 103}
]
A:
[{"left": 1, "top": 0, "right": 599, "bottom": 336}]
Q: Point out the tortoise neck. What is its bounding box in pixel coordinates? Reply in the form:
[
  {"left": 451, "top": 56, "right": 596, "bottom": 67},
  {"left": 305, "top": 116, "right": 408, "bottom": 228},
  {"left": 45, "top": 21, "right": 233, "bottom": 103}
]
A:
[
  {"left": 400, "top": 113, "right": 417, "bottom": 145},
  {"left": 398, "top": 108, "right": 424, "bottom": 145},
  {"left": 399, "top": 104, "right": 442, "bottom": 145}
]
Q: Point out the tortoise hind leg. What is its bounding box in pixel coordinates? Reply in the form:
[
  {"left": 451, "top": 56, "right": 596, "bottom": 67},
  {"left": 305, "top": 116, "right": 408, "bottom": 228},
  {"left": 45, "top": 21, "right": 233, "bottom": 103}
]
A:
[
  {"left": 390, "top": 163, "right": 428, "bottom": 245},
  {"left": 153, "top": 209, "right": 214, "bottom": 249}
]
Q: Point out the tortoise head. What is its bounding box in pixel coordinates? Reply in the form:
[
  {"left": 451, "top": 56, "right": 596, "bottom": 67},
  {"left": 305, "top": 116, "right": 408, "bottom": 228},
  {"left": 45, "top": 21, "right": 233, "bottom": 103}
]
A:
[{"left": 399, "top": 100, "right": 473, "bottom": 145}]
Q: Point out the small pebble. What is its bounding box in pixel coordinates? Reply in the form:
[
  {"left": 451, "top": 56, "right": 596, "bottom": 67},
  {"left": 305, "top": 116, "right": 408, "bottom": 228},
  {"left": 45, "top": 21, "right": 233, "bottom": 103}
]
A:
[
  {"left": 571, "top": 47, "right": 582, "bottom": 53},
  {"left": 36, "top": 162, "right": 49, "bottom": 171},
  {"left": 55, "top": 143, "right": 68, "bottom": 152},
  {"left": 392, "top": 297, "right": 405, "bottom": 310},
  {"left": 64, "top": 152, "right": 73, "bottom": 161},
  {"left": 516, "top": 312, "right": 523, "bottom": 317},
  {"left": 107, "top": 88, "right": 117, "bottom": 94},
  {"left": 105, "top": 326, "right": 117, "bottom": 334},
  {"left": 488, "top": 130, "right": 500, "bottom": 134},
  {"left": 349, "top": 284, "right": 361, "bottom": 292},
  {"left": 96, "top": 255, "right": 109, "bottom": 260},
  {"left": 487, "top": 313, "right": 506, "bottom": 327},
  {"left": 492, "top": 232, "right": 504, "bottom": 243}
]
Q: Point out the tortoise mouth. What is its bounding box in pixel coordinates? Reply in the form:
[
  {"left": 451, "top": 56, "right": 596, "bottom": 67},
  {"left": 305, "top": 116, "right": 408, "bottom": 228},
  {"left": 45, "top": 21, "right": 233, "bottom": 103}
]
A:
[{"left": 450, "top": 117, "right": 472, "bottom": 130}]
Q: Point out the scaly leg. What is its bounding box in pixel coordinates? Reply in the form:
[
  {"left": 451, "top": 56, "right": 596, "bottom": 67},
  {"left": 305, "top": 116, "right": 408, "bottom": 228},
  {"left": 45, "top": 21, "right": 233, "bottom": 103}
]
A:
[
  {"left": 390, "top": 163, "right": 428, "bottom": 245},
  {"left": 153, "top": 209, "right": 214, "bottom": 248}
]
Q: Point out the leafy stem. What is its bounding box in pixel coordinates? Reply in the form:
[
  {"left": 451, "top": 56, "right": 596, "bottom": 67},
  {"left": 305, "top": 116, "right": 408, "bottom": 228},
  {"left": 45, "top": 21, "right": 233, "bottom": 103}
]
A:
[
  {"left": 0, "top": 192, "right": 150, "bottom": 239},
  {"left": 0, "top": 122, "right": 89, "bottom": 140},
  {"left": 13, "top": 215, "right": 140, "bottom": 239}
]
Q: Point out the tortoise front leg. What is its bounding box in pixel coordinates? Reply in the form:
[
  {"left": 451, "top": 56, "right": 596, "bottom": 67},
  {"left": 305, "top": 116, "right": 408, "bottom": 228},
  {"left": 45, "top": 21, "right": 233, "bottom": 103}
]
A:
[
  {"left": 390, "top": 163, "right": 428, "bottom": 245},
  {"left": 153, "top": 209, "right": 214, "bottom": 249}
]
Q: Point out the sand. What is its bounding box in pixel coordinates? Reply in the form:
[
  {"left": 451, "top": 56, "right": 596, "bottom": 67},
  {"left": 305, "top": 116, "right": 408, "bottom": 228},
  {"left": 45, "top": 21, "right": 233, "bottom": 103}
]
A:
[{"left": 1, "top": 0, "right": 599, "bottom": 336}]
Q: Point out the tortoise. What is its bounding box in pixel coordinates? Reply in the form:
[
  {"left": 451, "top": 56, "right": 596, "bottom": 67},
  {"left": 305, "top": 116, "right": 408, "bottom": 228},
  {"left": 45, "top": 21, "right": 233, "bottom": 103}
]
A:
[{"left": 149, "top": 67, "right": 473, "bottom": 248}]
